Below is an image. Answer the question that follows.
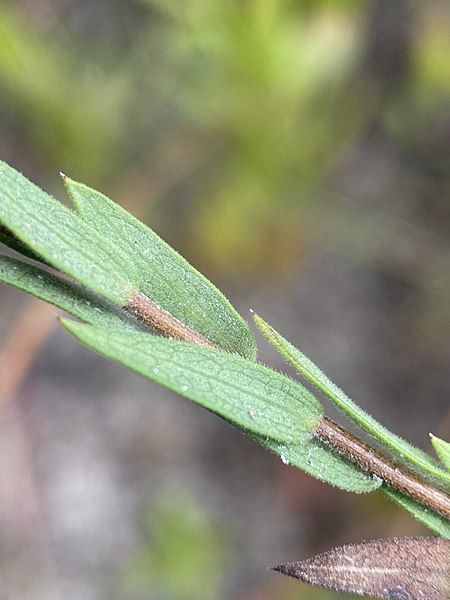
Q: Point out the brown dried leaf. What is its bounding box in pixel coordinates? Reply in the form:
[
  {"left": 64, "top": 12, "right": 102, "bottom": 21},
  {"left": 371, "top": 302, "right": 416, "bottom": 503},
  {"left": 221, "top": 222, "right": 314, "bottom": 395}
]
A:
[{"left": 273, "top": 537, "right": 450, "bottom": 600}]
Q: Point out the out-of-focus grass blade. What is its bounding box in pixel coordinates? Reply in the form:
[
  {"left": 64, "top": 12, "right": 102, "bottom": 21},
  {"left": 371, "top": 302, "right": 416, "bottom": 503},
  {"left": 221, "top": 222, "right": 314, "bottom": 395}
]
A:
[
  {"left": 253, "top": 313, "right": 450, "bottom": 489},
  {"left": 0, "top": 161, "right": 137, "bottom": 305},
  {"left": 61, "top": 320, "right": 323, "bottom": 444},
  {"left": 272, "top": 537, "right": 450, "bottom": 599},
  {"left": 64, "top": 177, "right": 257, "bottom": 360},
  {"left": 256, "top": 434, "right": 382, "bottom": 493},
  {"left": 430, "top": 435, "right": 450, "bottom": 473},
  {"left": 0, "top": 255, "right": 137, "bottom": 331},
  {"left": 384, "top": 488, "right": 450, "bottom": 538}
]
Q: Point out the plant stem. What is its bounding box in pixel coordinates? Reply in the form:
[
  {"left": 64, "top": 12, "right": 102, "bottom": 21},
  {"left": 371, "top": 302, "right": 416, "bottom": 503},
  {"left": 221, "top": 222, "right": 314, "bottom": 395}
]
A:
[
  {"left": 125, "top": 292, "right": 450, "bottom": 519},
  {"left": 317, "top": 417, "right": 450, "bottom": 519},
  {"left": 126, "top": 291, "right": 216, "bottom": 349},
  {"left": 251, "top": 313, "right": 449, "bottom": 487}
]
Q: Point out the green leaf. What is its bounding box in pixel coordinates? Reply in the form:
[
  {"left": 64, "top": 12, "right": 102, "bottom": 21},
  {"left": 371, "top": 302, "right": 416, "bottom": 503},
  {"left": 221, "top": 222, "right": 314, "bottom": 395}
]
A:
[
  {"left": 430, "top": 435, "right": 450, "bottom": 472},
  {"left": 0, "top": 224, "right": 46, "bottom": 263},
  {"left": 0, "top": 255, "right": 137, "bottom": 331},
  {"left": 384, "top": 488, "right": 450, "bottom": 538},
  {"left": 61, "top": 320, "right": 323, "bottom": 444},
  {"left": 257, "top": 435, "right": 382, "bottom": 493},
  {"left": 0, "top": 161, "right": 137, "bottom": 305},
  {"left": 253, "top": 313, "right": 450, "bottom": 489},
  {"left": 64, "top": 177, "right": 257, "bottom": 360}
]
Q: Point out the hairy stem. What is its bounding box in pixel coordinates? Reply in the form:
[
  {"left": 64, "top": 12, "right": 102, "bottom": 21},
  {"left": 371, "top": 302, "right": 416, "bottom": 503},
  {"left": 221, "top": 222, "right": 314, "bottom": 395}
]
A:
[
  {"left": 125, "top": 292, "right": 450, "bottom": 519},
  {"left": 317, "top": 417, "right": 450, "bottom": 519},
  {"left": 126, "top": 291, "right": 216, "bottom": 349}
]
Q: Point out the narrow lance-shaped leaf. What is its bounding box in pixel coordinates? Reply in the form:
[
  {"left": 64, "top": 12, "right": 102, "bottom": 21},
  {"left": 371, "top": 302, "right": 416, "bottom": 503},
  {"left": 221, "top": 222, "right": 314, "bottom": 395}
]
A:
[
  {"left": 430, "top": 435, "right": 450, "bottom": 473},
  {"left": 0, "top": 161, "right": 137, "bottom": 305},
  {"left": 256, "top": 434, "right": 382, "bottom": 493},
  {"left": 253, "top": 313, "right": 450, "bottom": 489},
  {"left": 272, "top": 537, "right": 450, "bottom": 600},
  {"left": 0, "top": 255, "right": 138, "bottom": 331},
  {"left": 61, "top": 320, "right": 323, "bottom": 444},
  {"left": 64, "top": 176, "right": 257, "bottom": 360},
  {"left": 384, "top": 488, "right": 450, "bottom": 539}
]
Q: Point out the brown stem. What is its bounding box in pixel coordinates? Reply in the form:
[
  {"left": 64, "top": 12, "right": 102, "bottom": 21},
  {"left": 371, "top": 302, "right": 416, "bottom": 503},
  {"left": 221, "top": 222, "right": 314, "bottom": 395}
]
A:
[
  {"left": 126, "top": 291, "right": 217, "bottom": 350},
  {"left": 124, "top": 292, "right": 450, "bottom": 519},
  {"left": 317, "top": 417, "right": 450, "bottom": 519}
]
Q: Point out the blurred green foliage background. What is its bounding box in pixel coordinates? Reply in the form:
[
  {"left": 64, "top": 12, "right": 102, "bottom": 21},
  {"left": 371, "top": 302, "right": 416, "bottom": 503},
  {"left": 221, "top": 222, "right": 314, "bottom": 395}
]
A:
[
  {"left": 0, "top": 1, "right": 449, "bottom": 599},
  {"left": 2, "top": 0, "right": 447, "bottom": 278}
]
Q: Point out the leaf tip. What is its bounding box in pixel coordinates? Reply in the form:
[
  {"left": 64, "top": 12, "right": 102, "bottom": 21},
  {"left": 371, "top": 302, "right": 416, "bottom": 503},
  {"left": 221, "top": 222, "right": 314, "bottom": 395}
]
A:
[
  {"left": 250, "top": 309, "right": 263, "bottom": 324},
  {"left": 271, "top": 562, "right": 302, "bottom": 579},
  {"left": 59, "top": 316, "right": 71, "bottom": 328},
  {"left": 59, "top": 316, "right": 82, "bottom": 335},
  {"left": 429, "top": 434, "right": 450, "bottom": 472},
  {"left": 249, "top": 309, "right": 267, "bottom": 333}
]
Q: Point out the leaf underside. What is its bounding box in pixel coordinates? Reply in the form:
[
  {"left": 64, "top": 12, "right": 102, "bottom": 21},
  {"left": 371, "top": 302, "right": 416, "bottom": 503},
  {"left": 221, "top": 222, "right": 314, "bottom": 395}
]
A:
[
  {"left": 273, "top": 536, "right": 450, "bottom": 599},
  {"left": 64, "top": 177, "right": 257, "bottom": 360},
  {"left": 61, "top": 320, "right": 323, "bottom": 444},
  {"left": 258, "top": 434, "right": 382, "bottom": 493},
  {"left": 253, "top": 313, "right": 450, "bottom": 490}
]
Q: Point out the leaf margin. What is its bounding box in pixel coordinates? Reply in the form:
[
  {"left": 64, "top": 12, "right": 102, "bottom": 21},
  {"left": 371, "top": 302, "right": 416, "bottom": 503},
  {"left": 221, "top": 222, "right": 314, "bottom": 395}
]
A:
[
  {"left": 252, "top": 312, "right": 450, "bottom": 489},
  {"left": 64, "top": 175, "right": 258, "bottom": 360}
]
